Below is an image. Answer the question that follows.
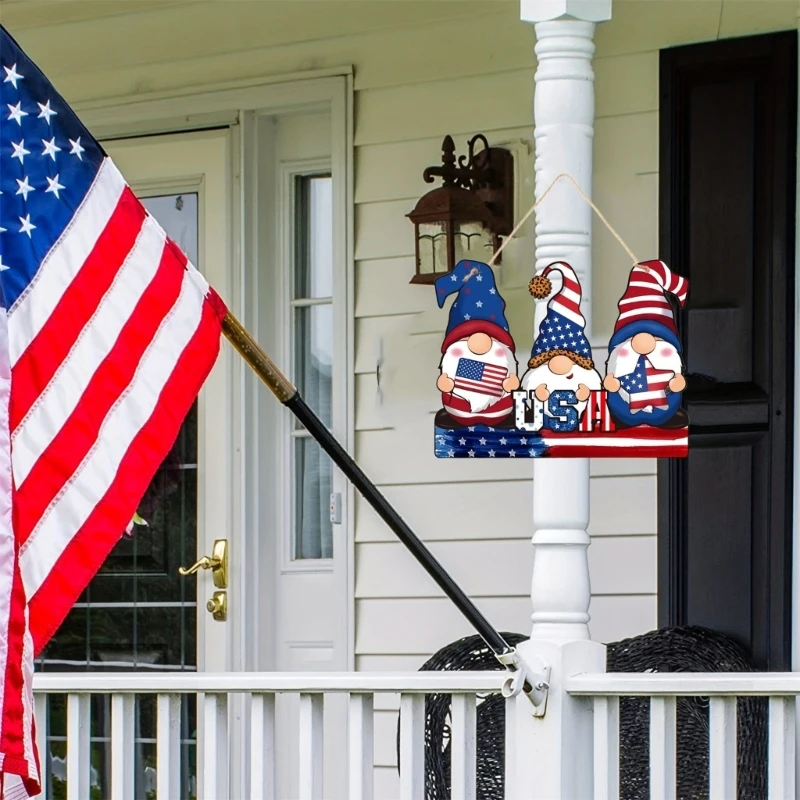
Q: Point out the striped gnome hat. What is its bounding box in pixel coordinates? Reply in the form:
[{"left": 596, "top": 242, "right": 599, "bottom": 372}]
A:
[
  {"left": 528, "top": 261, "right": 593, "bottom": 370},
  {"left": 609, "top": 260, "right": 689, "bottom": 352}
]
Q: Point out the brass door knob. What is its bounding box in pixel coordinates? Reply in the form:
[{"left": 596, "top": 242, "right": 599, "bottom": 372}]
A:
[
  {"left": 206, "top": 591, "right": 227, "bottom": 622},
  {"left": 178, "top": 539, "right": 228, "bottom": 588}
]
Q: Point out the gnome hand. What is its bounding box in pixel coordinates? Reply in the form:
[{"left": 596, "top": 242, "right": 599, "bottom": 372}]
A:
[
  {"left": 534, "top": 384, "right": 550, "bottom": 402},
  {"left": 669, "top": 373, "right": 686, "bottom": 393},
  {"left": 576, "top": 383, "right": 591, "bottom": 402},
  {"left": 437, "top": 373, "right": 455, "bottom": 393},
  {"left": 603, "top": 374, "right": 621, "bottom": 393},
  {"left": 503, "top": 374, "right": 520, "bottom": 393}
]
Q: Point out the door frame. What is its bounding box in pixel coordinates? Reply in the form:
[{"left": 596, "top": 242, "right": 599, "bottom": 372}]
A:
[
  {"left": 78, "top": 70, "right": 356, "bottom": 674},
  {"left": 794, "top": 30, "right": 800, "bottom": 674}
]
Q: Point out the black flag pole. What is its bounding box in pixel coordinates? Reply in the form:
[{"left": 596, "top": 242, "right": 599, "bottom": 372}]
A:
[{"left": 221, "top": 313, "right": 548, "bottom": 702}]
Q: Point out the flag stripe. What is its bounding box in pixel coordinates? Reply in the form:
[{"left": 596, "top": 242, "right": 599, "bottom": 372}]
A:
[
  {"left": 0, "top": 558, "right": 27, "bottom": 776},
  {"left": 9, "top": 188, "right": 145, "bottom": 430},
  {"left": 8, "top": 160, "right": 127, "bottom": 363},
  {"left": 27, "top": 290, "right": 223, "bottom": 653},
  {"left": 453, "top": 381, "right": 503, "bottom": 397},
  {"left": 0, "top": 311, "right": 14, "bottom": 765},
  {"left": 19, "top": 269, "right": 205, "bottom": 602},
  {"left": 13, "top": 244, "right": 186, "bottom": 547},
  {"left": 11, "top": 215, "right": 167, "bottom": 487}
]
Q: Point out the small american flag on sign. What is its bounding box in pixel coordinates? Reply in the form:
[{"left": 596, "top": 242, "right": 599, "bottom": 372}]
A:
[{"left": 453, "top": 358, "right": 507, "bottom": 397}]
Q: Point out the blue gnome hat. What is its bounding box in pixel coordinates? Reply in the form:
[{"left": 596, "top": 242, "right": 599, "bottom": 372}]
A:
[
  {"left": 527, "top": 261, "right": 593, "bottom": 370},
  {"left": 434, "top": 260, "right": 515, "bottom": 354}
]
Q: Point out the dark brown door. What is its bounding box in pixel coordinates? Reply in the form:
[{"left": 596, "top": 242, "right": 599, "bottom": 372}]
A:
[{"left": 658, "top": 31, "right": 797, "bottom": 670}]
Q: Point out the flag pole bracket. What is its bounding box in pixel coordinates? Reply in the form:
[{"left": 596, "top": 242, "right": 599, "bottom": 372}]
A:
[{"left": 498, "top": 649, "right": 551, "bottom": 717}]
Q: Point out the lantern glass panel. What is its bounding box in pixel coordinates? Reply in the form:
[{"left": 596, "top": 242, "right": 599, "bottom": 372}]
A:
[
  {"left": 453, "top": 220, "right": 494, "bottom": 263},
  {"left": 417, "top": 221, "right": 450, "bottom": 276}
]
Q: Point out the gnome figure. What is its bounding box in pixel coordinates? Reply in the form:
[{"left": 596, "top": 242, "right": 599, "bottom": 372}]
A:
[
  {"left": 434, "top": 260, "right": 520, "bottom": 429},
  {"left": 521, "top": 262, "right": 602, "bottom": 427},
  {"left": 603, "top": 260, "right": 689, "bottom": 429}
]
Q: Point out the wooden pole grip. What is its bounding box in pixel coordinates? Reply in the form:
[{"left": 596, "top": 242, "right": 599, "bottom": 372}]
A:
[{"left": 221, "top": 313, "right": 296, "bottom": 404}]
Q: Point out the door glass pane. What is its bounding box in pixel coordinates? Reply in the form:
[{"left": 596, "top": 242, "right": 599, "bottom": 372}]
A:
[
  {"left": 294, "top": 175, "right": 332, "bottom": 299},
  {"left": 294, "top": 438, "right": 333, "bottom": 560},
  {"left": 294, "top": 304, "right": 333, "bottom": 428},
  {"left": 35, "top": 192, "right": 199, "bottom": 800},
  {"left": 292, "top": 175, "right": 334, "bottom": 561}
]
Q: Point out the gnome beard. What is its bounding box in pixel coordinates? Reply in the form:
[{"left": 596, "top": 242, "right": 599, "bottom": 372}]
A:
[
  {"left": 440, "top": 341, "right": 517, "bottom": 413},
  {"left": 522, "top": 360, "right": 602, "bottom": 419}
]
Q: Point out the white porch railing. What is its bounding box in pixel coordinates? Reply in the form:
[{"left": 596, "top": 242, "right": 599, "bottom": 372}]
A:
[
  {"left": 31, "top": 671, "right": 507, "bottom": 800},
  {"left": 566, "top": 672, "right": 800, "bottom": 800},
  {"left": 32, "top": 669, "right": 800, "bottom": 799},
  {"left": 35, "top": 672, "right": 800, "bottom": 800}
]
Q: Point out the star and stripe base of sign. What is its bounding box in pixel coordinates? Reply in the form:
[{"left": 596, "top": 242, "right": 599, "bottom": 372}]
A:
[{"left": 434, "top": 390, "right": 689, "bottom": 458}]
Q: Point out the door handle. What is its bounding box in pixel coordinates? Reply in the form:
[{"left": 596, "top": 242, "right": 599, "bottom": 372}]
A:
[{"left": 178, "top": 538, "right": 228, "bottom": 589}]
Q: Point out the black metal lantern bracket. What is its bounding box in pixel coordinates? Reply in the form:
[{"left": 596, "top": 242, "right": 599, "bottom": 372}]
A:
[{"left": 423, "top": 133, "right": 515, "bottom": 240}]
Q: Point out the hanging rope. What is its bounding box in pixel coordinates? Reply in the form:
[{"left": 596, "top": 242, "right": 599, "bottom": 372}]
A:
[{"left": 484, "top": 171, "right": 640, "bottom": 270}]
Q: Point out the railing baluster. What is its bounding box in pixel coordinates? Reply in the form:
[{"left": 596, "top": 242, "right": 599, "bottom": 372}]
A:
[
  {"left": 399, "top": 693, "right": 425, "bottom": 800},
  {"left": 34, "top": 693, "right": 48, "bottom": 800},
  {"left": 451, "top": 693, "right": 477, "bottom": 800},
  {"left": 66, "top": 693, "right": 91, "bottom": 800},
  {"left": 768, "top": 696, "right": 796, "bottom": 799},
  {"left": 298, "top": 693, "right": 324, "bottom": 800},
  {"left": 203, "top": 693, "right": 229, "bottom": 800},
  {"left": 709, "top": 696, "right": 737, "bottom": 799},
  {"left": 156, "top": 694, "right": 181, "bottom": 799},
  {"left": 504, "top": 695, "right": 517, "bottom": 800},
  {"left": 593, "top": 696, "right": 620, "bottom": 800},
  {"left": 250, "top": 693, "right": 276, "bottom": 800},
  {"left": 649, "top": 696, "right": 676, "bottom": 800},
  {"left": 110, "top": 694, "right": 135, "bottom": 800},
  {"left": 348, "top": 693, "right": 374, "bottom": 800}
]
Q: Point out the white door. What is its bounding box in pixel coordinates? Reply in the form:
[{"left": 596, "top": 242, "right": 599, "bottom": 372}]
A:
[
  {"left": 105, "top": 129, "right": 237, "bottom": 676},
  {"left": 33, "top": 127, "right": 239, "bottom": 800}
]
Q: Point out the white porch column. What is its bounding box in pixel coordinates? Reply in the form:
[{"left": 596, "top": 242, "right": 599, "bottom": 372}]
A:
[{"left": 510, "top": 3, "right": 611, "bottom": 798}]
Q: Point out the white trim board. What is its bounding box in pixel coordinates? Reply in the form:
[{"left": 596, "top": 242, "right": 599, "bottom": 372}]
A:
[{"left": 78, "top": 70, "right": 354, "bottom": 140}]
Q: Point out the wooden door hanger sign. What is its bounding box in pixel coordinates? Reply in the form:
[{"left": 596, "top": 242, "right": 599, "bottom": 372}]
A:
[{"left": 433, "top": 259, "right": 689, "bottom": 458}]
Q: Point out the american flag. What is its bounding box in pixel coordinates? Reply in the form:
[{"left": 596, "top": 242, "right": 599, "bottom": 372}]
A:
[
  {"left": 0, "top": 25, "right": 226, "bottom": 796},
  {"left": 453, "top": 357, "right": 507, "bottom": 398},
  {"left": 619, "top": 355, "right": 673, "bottom": 412}
]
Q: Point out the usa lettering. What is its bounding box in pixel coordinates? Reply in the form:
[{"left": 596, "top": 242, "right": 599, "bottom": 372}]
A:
[
  {"left": 513, "top": 390, "right": 545, "bottom": 431},
  {"left": 513, "top": 390, "right": 616, "bottom": 433}
]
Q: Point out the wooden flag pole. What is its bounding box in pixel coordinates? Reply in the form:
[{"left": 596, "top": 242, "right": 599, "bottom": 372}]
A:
[{"left": 221, "top": 313, "right": 519, "bottom": 665}]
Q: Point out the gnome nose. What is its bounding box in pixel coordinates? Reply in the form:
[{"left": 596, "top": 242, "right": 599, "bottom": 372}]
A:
[
  {"left": 631, "top": 332, "right": 657, "bottom": 355},
  {"left": 548, "top": 355, "right": 574, "bottom": 375},
  {"left": 467, "top": 333, "right": 492, "bottom": 355}
]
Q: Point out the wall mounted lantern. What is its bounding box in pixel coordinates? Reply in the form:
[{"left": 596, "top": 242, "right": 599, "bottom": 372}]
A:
[{"left": 406, "top": 134, "right": 514, "bottom": 284}]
